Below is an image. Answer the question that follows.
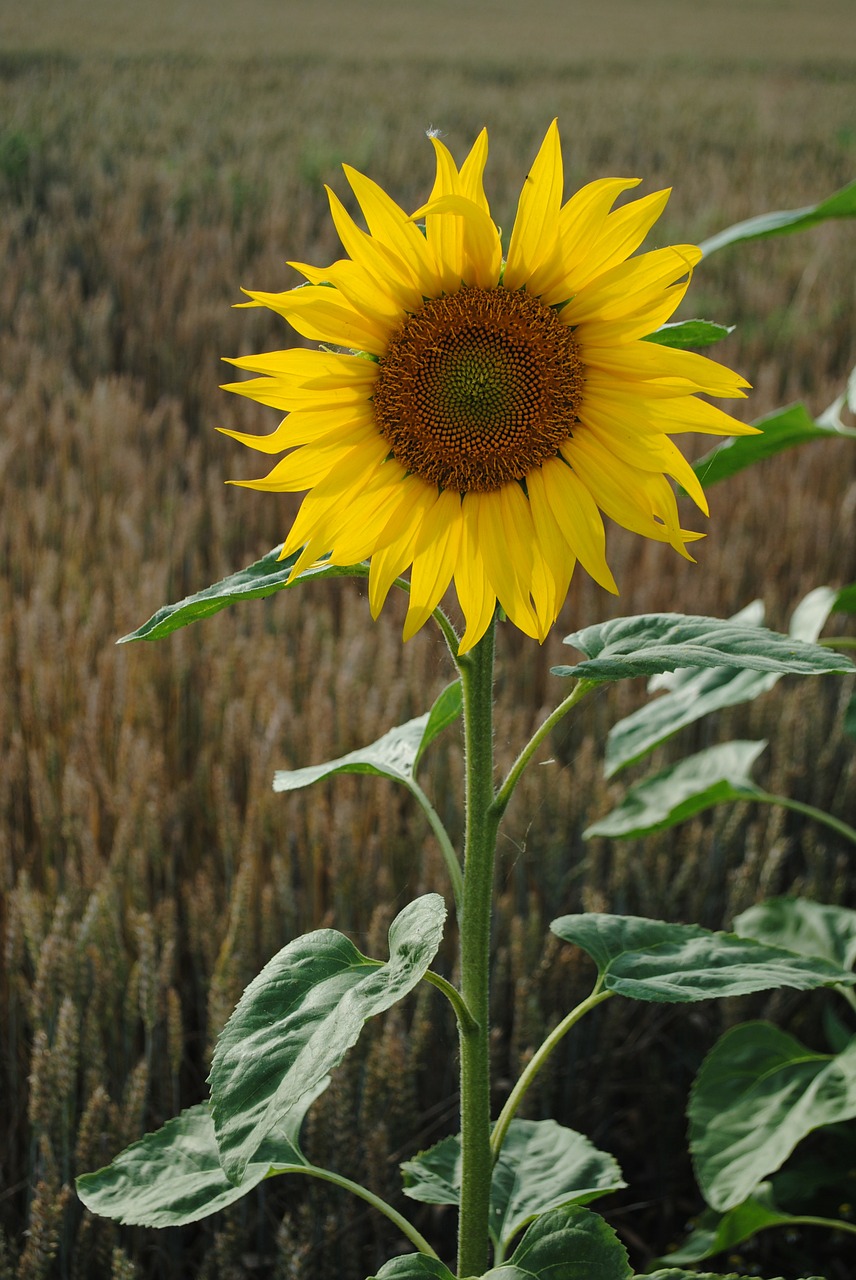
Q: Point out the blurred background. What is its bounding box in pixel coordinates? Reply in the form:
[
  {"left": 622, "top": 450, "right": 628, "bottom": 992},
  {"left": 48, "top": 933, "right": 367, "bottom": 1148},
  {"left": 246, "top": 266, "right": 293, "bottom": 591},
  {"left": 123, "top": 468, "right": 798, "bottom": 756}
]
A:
[{"left": 1, "top": 2, "right": 855, "bottom": 1277}]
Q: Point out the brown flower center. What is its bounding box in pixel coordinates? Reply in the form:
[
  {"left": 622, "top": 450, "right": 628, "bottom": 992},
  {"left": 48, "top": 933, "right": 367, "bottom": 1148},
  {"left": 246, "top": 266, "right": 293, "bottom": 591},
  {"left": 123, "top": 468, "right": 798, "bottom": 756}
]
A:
[{"left": 372, "top": 286, "right": 584, "bottom": 493}]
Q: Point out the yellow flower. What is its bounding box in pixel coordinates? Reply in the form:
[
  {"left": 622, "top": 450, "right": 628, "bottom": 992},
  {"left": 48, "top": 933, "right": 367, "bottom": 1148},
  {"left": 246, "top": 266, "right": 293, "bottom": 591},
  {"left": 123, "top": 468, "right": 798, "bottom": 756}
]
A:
[{"left": 221, "top": 121, "right": 755, "bottom": 653}]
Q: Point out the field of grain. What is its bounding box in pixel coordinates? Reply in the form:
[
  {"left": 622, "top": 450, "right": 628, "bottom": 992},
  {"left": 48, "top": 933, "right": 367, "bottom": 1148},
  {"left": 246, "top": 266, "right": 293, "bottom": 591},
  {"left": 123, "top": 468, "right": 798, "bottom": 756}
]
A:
[{"left": 1, "top": 5, "right": 856, "bottom": 1277}]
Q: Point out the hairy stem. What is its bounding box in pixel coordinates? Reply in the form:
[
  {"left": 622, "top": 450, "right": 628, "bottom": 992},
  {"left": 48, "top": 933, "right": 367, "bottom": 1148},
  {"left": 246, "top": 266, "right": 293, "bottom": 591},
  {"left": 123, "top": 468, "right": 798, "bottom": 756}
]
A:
[{"left": 455, "top": 620, "right": 500, "bottom": 1278}]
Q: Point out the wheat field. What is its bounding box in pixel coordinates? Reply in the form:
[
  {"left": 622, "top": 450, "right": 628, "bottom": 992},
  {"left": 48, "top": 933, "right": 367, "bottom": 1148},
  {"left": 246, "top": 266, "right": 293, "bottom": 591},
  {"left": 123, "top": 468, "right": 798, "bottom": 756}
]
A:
[{"left": 1, "top": 5, "right": 856, "bottom": 1277}]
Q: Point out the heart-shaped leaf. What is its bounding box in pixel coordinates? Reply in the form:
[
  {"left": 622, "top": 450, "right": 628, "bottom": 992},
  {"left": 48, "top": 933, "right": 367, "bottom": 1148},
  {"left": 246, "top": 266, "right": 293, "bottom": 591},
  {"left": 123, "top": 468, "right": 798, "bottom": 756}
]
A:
[
  {"left": 699, "top": 177, "right": 856, "bottom": 257},
  {"left": 550, "top": 914, "right": 856, "bottom": 1003},
  {"left": 119, "top": 545, "right": 369, "bottom": 643},
  {"left": 689, "top": 1021, "right": 856, "bottom": 1210},
  {"left": 585, "top": 741, "right": 767, "bottom": 839},
  {"left": 554, "top": 614, "right": 852, "bottom": 684},
  {"left": 76, "top": 1080, "right": 324, "bottom": 1226},
  {"left": 274, "top": 681, "right": 461, "bottom": 792},
  {"left": 210, "top": 895, "right": 446, "bottom": 1183},
  {"left": 487, "top": 1204, "right": 631, "bottom": 1280},
  {"left": 401, "top": 1119, "right": 624, "bottom": 1252}
]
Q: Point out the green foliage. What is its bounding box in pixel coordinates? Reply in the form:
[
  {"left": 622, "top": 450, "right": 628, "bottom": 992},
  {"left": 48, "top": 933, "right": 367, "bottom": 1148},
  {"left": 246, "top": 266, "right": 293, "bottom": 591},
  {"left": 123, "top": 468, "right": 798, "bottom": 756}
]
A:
[
  {"left": 644, "top": 320, "right": 733, "bottom": 349},
  {"left": 734, "top": 897, "right": 856, "bottom": 972},
  {"left": 118, "top": 545, "right": 370, "bottom": 642},
  {"left": 585, "top": 741, "right": 767, "bottom": 838},
  {"left": 699, "top": 176, "right": 856, "bottom": 257},
  {"left": 692, "top": 400, "right": 856, "bottom": 489},
  {"left": 401, "top": 1119, "right": 625, "bottom": 1255},
  {"left": 273, "top": 681, "right": 461, "bottom": 791},
  {"left": 554, "top": 613, "right": 853, "bottom": 684},
  {"left": 76, "top": 1084, "right": 322, "bottom": 1226},
  {"left": 658, "top": 1183, "right": 808, "bottom": 1268},
  {"left": 601, "top": 590, "right": 841, "bottom": 776},
  {"left": 210, "top": 894, "right": 446, "bottom": 1182},
  {"left": 551, "top": 913, "right": 856, "bottom": 1002},
  {"left": 689, "top": 1023, "right": 856, "bottom": 1212}
]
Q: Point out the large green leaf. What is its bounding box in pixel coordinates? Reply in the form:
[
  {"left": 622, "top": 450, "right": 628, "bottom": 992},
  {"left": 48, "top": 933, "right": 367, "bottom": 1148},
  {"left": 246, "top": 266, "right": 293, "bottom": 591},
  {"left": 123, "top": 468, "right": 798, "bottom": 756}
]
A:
[
  {"left": 691, "top": 401, "right": 855, "bottom": 490},
  {"left": 689, "top": 1022, "right": 856, "bottom": 1211},
  {"left": 585, "top": 741, "right": 767, "bottom": 839},
  {"left": 210, "top": 895, "right": 446, "bottom": 1183},
  {"left": 734, "top": 897, "right": 856, "bottom": 972},
  {"left": 550, "top": 914, "right": 856, "bottom": 1003},
  {"left": 644, "top": 320, "right": 733, "bottom": 350},
  {"left": 603, "top": 591, "right": 839, "bottom": 776},
  {"left": 699, "top": 177, "right": 856, "bottom": 257},
  {"left": 554, "top": 613, "right": 853, "bottom": 684},
  {"left": 370, "top": 1259, "right": 456, "bottom": 1280},
  {"left": 486, "top": 1204, "right": 631, "bottom": 1280},
  {"left": 401, "top": 1120, "right": 625, "bottom": 1253},
  {"left": 655, "top": 1183, "right": 798, "bottom": 1268},
  {"left": 274, "top": 681, "right": 461, "bottom": 792},
  {"left": 118, "top": 545, "right": 369, "bottom": 642},
  {"left": 76, "top": 1081, "right": 323, "bottom": 1226}
]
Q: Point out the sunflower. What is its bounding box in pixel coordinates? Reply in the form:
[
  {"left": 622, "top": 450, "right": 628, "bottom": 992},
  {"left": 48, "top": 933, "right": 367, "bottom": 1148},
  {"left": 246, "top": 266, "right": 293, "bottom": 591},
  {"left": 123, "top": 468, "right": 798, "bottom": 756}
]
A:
[{"left": 221, "top": 121, "right": 754, "bottom": 653}]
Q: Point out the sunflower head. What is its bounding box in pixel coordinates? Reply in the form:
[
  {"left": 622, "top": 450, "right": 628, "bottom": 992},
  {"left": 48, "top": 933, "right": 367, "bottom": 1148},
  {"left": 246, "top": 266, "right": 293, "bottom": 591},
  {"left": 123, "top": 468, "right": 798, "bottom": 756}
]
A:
[{"left": 221, "top": 121, "right": 754, "bottom": 653}]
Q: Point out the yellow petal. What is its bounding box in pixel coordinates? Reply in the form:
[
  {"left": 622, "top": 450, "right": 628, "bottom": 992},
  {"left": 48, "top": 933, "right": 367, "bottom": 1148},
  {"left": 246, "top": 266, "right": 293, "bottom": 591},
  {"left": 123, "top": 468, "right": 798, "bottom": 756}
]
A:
[
  {"left": 504, "top": 119, "right": 563, "bottom": 292},
  {"left": 563, "top": 436, "right": 701, "bottom": 557},
  {"left": 242, "top": 286, "right": 389, "bottom": 355},
  {"left": 404, "top": 489, "right": 463, "bottom": 640},
  {"left": 325, "top": 185, "right": 423, "bottom": 311},
  {"left": 563, "top": 189, "right": 672, "bottom": 294},
  {"left": 455, "top": 495, "right": 497, "bottom": 654},
  {"left": 344, "top": 164, "right": 440, "bottom": 296},
  {"left": 476, "top": 487, "right": 540, "bottom": 638},
  {"left": 529, "top": 459, "right": 617, "bottom": 594},
  {"left": 561, "top": 245, "right": 701, "bottom": 326},
  {"left": 426, "top": 136, "right": 465, "bottom": 291},
  {"left": 459, "top": 128, "right": 490, "bottom": 214},
  {"left": 411, "top": 194, "right": 502, "bottom": 289}
]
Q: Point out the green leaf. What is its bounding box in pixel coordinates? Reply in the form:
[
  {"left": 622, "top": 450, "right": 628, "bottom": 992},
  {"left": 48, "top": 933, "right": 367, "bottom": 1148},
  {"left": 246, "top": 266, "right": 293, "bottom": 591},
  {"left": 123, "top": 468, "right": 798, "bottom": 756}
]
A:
[
  {"left": 487, "top": 1204, "right": 631, "bottom": 1280},
  {"left": 371, "top": 1259, "right": 456, "bottom": 1280},
  {"left": 734, "top": 896, "right": 856, "bottom": 971},
  {"left": 603, "top": 592, "right": 838, "bottom": 777},
  {"left": 273, "top": 681, "right": 461, "bottom": 792},
  {"left": 643, "top": 320, "right": 733, "bottom": 349},
  {"left": 550, "top": 914, "right": 856, "bottom": 1003},
  {"left": 645, "top": 1270, "right": 798, "bottom": 1280},
  {"left": 76, "top": 1082, "right": 323, "bottom": 1226},
  {"left": 691, "top": 401, "right": 855, "bottom": 490},
  {"left": 689, "top": 1022, "right": 856, "bottom": 1210},
  {"left": 585, "top": 741, "right": 767, "bottom": 839},
  {"left": 401, "top": 1119, "right": 625, "bottom": 1252},
  {"left": 699, "top": 177, "right": 856, "bottom": 257},
  {"left": 834, "top": 582, "right": 856, "bottom": 614},
  {"left": 656, "top": 1183, "right": 797, "bottom": 1267},
  {"left": 210, "top": 895, "right": 446, "bottom": 1183},
  {"left": 118, "top": 545, "right": 369, "bottom": 643},
  {"left": 554, "top": 613, "right": 853, "bottom": 684}
]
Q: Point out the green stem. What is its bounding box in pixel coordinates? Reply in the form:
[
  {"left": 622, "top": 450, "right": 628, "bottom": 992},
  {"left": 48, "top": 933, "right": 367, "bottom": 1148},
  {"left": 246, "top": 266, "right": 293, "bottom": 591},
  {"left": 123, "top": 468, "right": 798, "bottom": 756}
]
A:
[
  {"left": 423, "top": 969, "right": 478, "bottom": 1035},
  {"left": 754, "top": 790, "right": 856, "bottom": 846},
  {"left": 818, "top": 636, "right": 856, "bottom": 650},
  {"left": 788, "top": 1214, "right": 856, "bottom": 1237},
  {"left": 268, "top": 1162, "right": 439, "bottom": 1258},
  {"left": 491, "top": 987, "right": 614, "bottom": 1162},
  {"left": 456, "top": 618, "right": 501, "bottom": 1278},
  {"left": 494, "top": 680, "right": 597, "bottom": 818}
]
